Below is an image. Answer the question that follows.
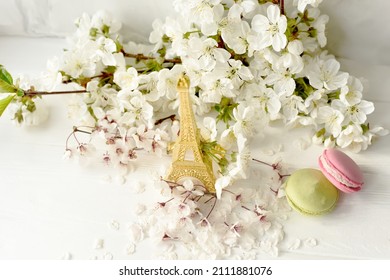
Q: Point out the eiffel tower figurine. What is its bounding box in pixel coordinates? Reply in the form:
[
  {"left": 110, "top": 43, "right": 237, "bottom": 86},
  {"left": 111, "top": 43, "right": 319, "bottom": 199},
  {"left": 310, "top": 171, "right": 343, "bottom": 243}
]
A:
[{"left": 165, "top": 75, "right": 216, "bottom": 193}]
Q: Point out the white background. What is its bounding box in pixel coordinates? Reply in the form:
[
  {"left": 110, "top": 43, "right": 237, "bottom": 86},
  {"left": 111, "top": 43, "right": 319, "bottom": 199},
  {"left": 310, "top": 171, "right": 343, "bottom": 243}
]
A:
[
  {"left": 1, "top": 0, "right": 390, "bottom": 66},
  {"left": 0, "top": 0, "right": 390, "bottom": 260}
]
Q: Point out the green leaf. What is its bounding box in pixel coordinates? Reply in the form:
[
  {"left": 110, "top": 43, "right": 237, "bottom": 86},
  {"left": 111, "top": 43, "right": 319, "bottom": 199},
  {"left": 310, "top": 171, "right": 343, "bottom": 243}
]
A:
[
  {"left": 145, "top": 60, "right": 163, "bottom": 71},
  {"left": 87, "top": 106, "right": 98, "bottom": 122},
  {"left": 0, "top": 94, "right": 15, "bottom": 117},
  {"left": 0, "top": 65, "right": 13, "bottom": 84},
  {"left": 0, "top": 79, "right": 17, "bottom": 93}
]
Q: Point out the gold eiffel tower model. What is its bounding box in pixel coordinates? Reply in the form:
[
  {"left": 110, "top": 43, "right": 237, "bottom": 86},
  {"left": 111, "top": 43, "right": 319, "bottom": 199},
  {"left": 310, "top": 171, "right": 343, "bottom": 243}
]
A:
[{"left": 165, "top": 75, "right": 216, "bottom": 193}]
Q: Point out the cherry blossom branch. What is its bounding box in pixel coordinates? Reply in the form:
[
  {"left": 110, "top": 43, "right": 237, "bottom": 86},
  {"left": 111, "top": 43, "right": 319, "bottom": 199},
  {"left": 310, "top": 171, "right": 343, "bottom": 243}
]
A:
[
  {"left": 280, "top": 0, "right": 285, "bottom": 15},
  {"left": 182, "top": 193, "right": 192, "bottom": 203},
  {"left": 205, "top": 196, "right": 217, "bottom": 219},
  {"left": 25, "top": 89, "right": 87, "bottom": 97},
  {"left": 122, "top": 51, "right": 182, "bottom": 64},
  {"left": 65, "top": 126, "right": 93, "bottom": 150},
  {"left": 74, "top": 127, "right": 93, "bottom": 135},
  {"left": 160, "top": 177, "right": 207, "bottom": 191},
  {"left": 222, "top": 189, "right": 237, "bottom": 196},
  {"left": 241, "top": 205, "right": 267, "bottom": 222},
  {"left": 154, "top": 114, "right": 176, "bottom": 125},
  {"left": 252, "top": 158, "right": 276, "bottom": 169},
  {"left": 159, "top": 197, "right": 175, "bottom": 207},
  {"left": 252, "top": 157, "right": 290, "bottom": 182},
  {"left": 252, "top": 158, "right": 291, "bottom": 195}
]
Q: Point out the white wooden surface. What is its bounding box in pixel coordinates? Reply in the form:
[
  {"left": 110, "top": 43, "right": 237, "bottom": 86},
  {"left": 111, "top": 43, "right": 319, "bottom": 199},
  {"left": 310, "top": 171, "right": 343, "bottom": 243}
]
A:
[
  {"left": 2, "top": 0, "right": 390, "bottom": 65},
  {"left": 1, "top": 35, "right": 390, "bottom": 259}
]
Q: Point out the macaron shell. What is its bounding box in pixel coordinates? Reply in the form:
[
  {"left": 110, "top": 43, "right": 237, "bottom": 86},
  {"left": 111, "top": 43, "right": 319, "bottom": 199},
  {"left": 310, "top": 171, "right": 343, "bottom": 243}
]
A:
[
  {"left": 285, "top": 168, "right": 339, "bottom": 216},
  {"left": 319, "top": 149, "right": 363, "bottom": 193},
  {"left": 286, "top": 194, "right": 337, "bottom": 216},
  {"left": 319, "top": 155, "right": 360, "bottom": 193}
]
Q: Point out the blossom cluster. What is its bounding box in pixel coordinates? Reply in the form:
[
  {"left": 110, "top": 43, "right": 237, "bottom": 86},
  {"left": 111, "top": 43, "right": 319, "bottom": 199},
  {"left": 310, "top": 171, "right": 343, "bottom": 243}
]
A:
[
  {"left": 1, "top": 2, "right": 387, "bottom": 197},
  {"left": 126, "top": 162, "right": 290, "bottom": 259}
]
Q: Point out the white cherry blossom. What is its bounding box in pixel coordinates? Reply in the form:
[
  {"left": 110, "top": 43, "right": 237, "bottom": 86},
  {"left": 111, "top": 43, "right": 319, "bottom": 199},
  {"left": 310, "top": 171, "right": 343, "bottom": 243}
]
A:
[
  {"left": 182, "top": 0, "right": 222, "bottom": 25},
  {"left": 114, "top": 67, "right": 139, "bottom": 90},
  {"left": 187, "top": 37, "right": 231, "bottom": 71},
  {"left": 333, "top": 99, "right": 375, "bottom": 124},
  {"left": 182, "top": 57, "right": 203, "bottom": 87},
  {"left": 132, "top": 124, "right": 155, "bottom": 151},
  {"left": 162, "top": 17, "right": 191, "bottom": 57},
  {"left": 96, "top": 37, "right": 117, "bottom": 66},
  {"left": 215, "top": 176, "right": 232, "bottom": 199},
  {"left": 137, "top": 72, "right": 161, "bottom": 102},
  {"left": 265, "top": 61, "right": 297, "bottom": 96},
  {"left": 199, "top": 74, "right": 235, "bottom": 103},
  {"left": 149, "top": 18, "right": 165, "bottom": 45},
  {"left": 90, "top": 10, "right": 122, "bottom": 36},
  {"left": 223, "top": 21, "right": 251, "bottom": 55},
  {"left": 280, "top": 95, "right": 307, "bottom": 124},
  {"left": 294, "top": 0, "right": 324, "bottom": 13},
  {"left": 317, "top": 105, "right": 345, "bottom": 137},
  {"left": 229, "top": 134, "right": 251, "bottom": 180},
  {"left": 62, "top": 41, "right": 98, "bottom": 78},
  {"left": 336, "top": 124, "right": 365, "bottom": 150},
  {"left": 307, "top": 58, "right": 349, "bottom": 90},
  {"left": 219, "top": 127, "right": 236, "bottom": 150},
  {"left": 340, "top": 76, "right": 363, "bottom": 106},
  {"left": 304, "top": 89, "right": 327, "bottom": 118},
  {"left": 312, "top": 14, "right": 329, "bottom": 47},
  {"left": 200, "top": 3, "right": 225, "bottom": 36},
  {"left": 228, "top": 0, "right": 257, "bottom": 19},
  {"left": 200, "top": 117, "right": 218, "bottom": 141},
  {"left": 232, "top": 103, "right": 258, "bottom": 137},
  {"left": 157, "top": 65, "right": 185, "bottom": 103},
  {"left": 249, "top": 5, "right": 287, "bottom": 52},
  {"left": 226, "top": 59, "right": 254, "bottom": 84},
  {"left": 246, "top": 84, "right": 281, "bottom": 119},
  {"left": 365, "top": 126, "right": 389, "bottom": 147},
  {"left": 7, "top": 97, "right": 49, "bottom": 126}
]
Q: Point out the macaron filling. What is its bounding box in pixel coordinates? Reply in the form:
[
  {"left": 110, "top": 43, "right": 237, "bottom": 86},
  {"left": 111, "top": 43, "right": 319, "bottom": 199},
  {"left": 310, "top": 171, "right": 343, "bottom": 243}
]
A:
[{"left": 319, "top": 154, "right": 362, "bottom": 189}]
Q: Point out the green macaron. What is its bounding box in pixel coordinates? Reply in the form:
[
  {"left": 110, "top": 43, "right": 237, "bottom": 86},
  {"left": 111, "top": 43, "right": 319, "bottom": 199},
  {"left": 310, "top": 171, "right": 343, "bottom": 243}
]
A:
[{"left": 285, "top": 168, "right": 339, "bottom": 216}]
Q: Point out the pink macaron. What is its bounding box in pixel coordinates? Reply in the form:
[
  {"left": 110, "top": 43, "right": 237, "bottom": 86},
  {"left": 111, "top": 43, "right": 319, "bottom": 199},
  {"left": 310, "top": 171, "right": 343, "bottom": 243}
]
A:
[{"left": 318, "top": 148, "right": 364, "bottom": 193}]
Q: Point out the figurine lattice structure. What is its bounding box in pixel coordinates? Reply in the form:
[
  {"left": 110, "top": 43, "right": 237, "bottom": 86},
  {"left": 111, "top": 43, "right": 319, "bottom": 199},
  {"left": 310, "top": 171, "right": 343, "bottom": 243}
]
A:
[{"left": 165, "top": 75, "right": 216, "bottom": 193}]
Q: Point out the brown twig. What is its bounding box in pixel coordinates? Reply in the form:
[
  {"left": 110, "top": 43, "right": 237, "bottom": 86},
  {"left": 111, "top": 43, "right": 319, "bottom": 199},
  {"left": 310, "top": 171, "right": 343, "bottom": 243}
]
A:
[
  {"left": 252, "top": 158, "right": 290, "bottom": 182},
  {"left": 25, "top": 90, "right": 87, "bottom": 97},
  {"left": 74, "top": 128, "right": 92, "bottom": 135},
  {"left": 252, "top": 158, "right": 275, "bottom": 169},
  {"left": 123, "top": 52, "right": 182, "bottom": 64},
  {"left": 280, "top": 0, "right": 285, "bottom": 15},
  {"left": 154, "top": 114, "right": 176, "bottom": 125},
  {"left": 159, "top": 197, "right": 175, "bottom": 207},
  {"left": 205, "top": 196, "right": 217, "bottom": 219}
]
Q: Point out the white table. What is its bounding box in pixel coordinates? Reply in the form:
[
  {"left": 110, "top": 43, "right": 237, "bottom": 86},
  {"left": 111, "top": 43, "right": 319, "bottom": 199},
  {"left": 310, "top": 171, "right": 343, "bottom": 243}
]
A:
[{"left": 1, "top": 36, "right": 389, "bottom": 260}]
